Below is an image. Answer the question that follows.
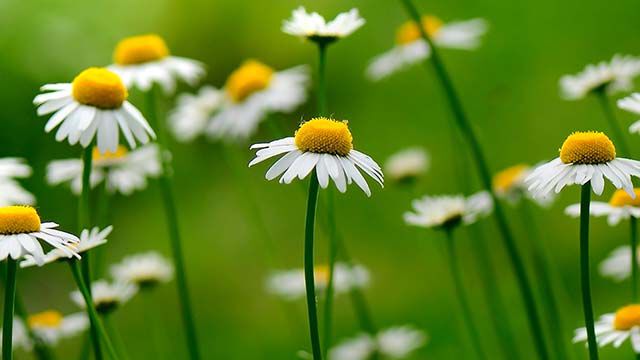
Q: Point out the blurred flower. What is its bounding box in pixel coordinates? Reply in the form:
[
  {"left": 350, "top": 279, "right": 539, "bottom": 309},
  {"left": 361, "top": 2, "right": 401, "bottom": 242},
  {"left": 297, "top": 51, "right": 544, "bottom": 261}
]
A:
[
  {"left": 34, "top": 67, "right": 156, "bottom": 153},
  {"left": 0, "top": 319, "right": 32, "bottom": 352},
  {"left": 565, "top": 189, "right": 640, "bottom": 226},
  {"left": 21, "top": 226, "right": 112, "bottom": 268},
  {"left": 0, "top": 206, "right": 79, "bottom": 265},
  {"left": 384, "top": 147, "right": 429, "bottom": 184},
  {"left": 71, "top": 280, "right": 137, "bottom": 315},
  {"left": 367, "top": 16, "right": 487, "bottom": 81},
  {"left": 600, "top": 246, "right": 639, "bottom": 282},
  {"left": 282, "top": 7, "right": 364, "bottom": 42},
  {"left": 560, "top": 55, "right": 640, "bottom": 100},
  {"left": 109, "top": 34, "right": 205, "bottom": 94},
  {"left": 266, "top": 263, "right": 369, "bottom": 301},
  {"left": 618, "top": 93, "right": 640, "bottom": 135},
  {"left": 404, "top": 191, "right": 493, "bottom": 230},
  {"left": 27, "top": 310, "right": 88, "bottom": 346},
  {"left": 573, "top": 305, "right": 640, "bottom": 352},
  {"left": 526, "top": 131, "right": 640, "bottom": 198},
  {"left": 110, "top": 251, "right": 174, "bottom": 290},
  {"left": 169, "top": 86, "right": 224, "bottom": 142},
  {"left": 493, "top": 163, "right": 554, "bottom": 206},
  {"left": 0, "top": 158, "right": 35, "bottom": 206},
  {"left": 330, "top": 325, "right": 427, "bottom": 360},
  {"left": 46, "top": 145, "right": 161, "bottom": 196}
]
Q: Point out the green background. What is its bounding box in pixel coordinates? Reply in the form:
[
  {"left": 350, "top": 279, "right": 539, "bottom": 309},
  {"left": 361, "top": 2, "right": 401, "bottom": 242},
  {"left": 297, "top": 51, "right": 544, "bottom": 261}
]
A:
[{"left": 1, "top": 0, "right": 639, "bottom": 358}]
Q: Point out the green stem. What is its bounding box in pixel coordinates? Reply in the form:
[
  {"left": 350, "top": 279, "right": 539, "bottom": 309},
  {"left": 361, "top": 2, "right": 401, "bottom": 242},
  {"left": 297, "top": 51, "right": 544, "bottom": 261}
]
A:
[
  {"left": 304, "top": 172, "right": 322, "bottom": 360},
  {"left": 146, "top": 88, "right": 201, "bottom": 360},
  {"left": 595, "top": 89, "right": 630, "bottom": 157},
  {"left": 399, "top": 1, "right": 548, "bottom": 357},
  {"left": 579, "top": 184, "right": 599, "bottom": 360},
  {"left": 322, "top": 189, "right": 338, "bottom": 358},
  {"left": 142, "top": 291, "right": 165, "bottom": 359},
  {"left": 103, "top": 315, "right": 128, "bottom": 360},
  {"left": 632, "top": 217, "right": 638, "bottom": 302},
  {"left": 2, "top": 258, "right": 17, "bottom": 360},
  {"left": 317, "top": 43, "right": 328, "bottom": 116}
]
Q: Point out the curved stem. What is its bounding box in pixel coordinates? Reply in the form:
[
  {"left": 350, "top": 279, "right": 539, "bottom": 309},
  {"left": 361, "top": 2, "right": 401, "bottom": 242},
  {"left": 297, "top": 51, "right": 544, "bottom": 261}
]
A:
[
  {"left": 595, "top": 90, "right": 631, "bottom": 157},
  {"left": 579, "top": 184, "right": 599, "bottom": 360},
  {"left": 322, "top": 189, "right": 338, "bottom": 357},
  {"left": 304, "top": 172, "right": 323, "bottom": 360},
  {"left": 2, "top": 258, "right": 17, "bottom": 360},
  {"left": 632, "top": 217, "right": 638, "bottom": 302}
]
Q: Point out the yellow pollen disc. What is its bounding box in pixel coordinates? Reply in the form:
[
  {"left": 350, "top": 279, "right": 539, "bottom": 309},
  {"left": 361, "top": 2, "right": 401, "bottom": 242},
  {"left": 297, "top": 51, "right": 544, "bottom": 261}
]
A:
[
  {"left": 314, "top": 265, "right": 330, "bottom": 285},
  {"left": 493, "top": 164, "right": 529, "bottom": 193},
  {"left": 0, "top": 206, "right": 41, "bottom": 235},
  {"left": 559, "top": 131, "right": 616, "bottom": 164},
  {"left": 295, "top": 118, "right": 354, "bottom": 156},
  {"left": 27, "top": 310, "right": 63, "bottom": 329},
  {"left": 92, "top": 145, "right": 129, "bottom": 163},
  {"left": 396, "top": 15, "right": 443, "bottom": 45},
  {"left": 225, "top": 60, "right": 274, "bottom": 103},
  {"left": 72, "top": 68, "right": 128, "bottom": 109},
  {"left": 113, "top": 34, "right": 170, "bottom": 65},
  {"left": 614, "top": 305, "right": 640, "bottom": 330},
  {"left": 609, "top": 189, "right": 640, "bottom": 207}
]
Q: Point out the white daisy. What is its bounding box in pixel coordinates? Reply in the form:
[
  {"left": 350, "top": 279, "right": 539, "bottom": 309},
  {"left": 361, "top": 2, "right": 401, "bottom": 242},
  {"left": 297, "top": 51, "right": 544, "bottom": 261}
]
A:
[
  {"left": 27, "top": 310, "right": 88, "bottom": 346},
  {"left": 330, "top": 325, "right": 427, "bottom": 360},
  {"left": 46, "top": 145, "right": 161, "bottom": 196},
  {"left": 599, "top": 246, "right": 639, "bottom": 282},
  {"left": 0, "top": 319, "right": 32, "bottom": 352},
  {"left": 169, "top": 86, "right": 224, "bottom": 142},
  {"left": 206, "top": 60, "right": 309, "bottom": 142},
  {"left": 618, "top": 93, "right": 640, "bottom": 135},
  {"left": 493, "top": 163, "right": 554, "bottom": 206},
  {"left": 526, "top": 131, "right": 640, "bottom": 198},
  {"left": 384, "top": 147, "right": 429, "bottom": 183},
  {"left": 367, "top": 16, "right": 487, "bottom": 81},
  {"left": 565, "top": 188, "right": 640, "bottom": 226},
  {"left": 560, "top": 55, "right": 640, "bottom": 100},
  {"left": 573, "top": 305, "right": 640, "bottom": 353},
  {"left": 34, "top": 67, "right": 156, "bottom": 153},
  {"left": 404, "top": 191, "right": 493, "bottom": 229},
  {"left": 70, "top": 280, "right": 137, "bottom": 315},
  {"left": 21, "top": 226, "right": 111, "bottom": 268},
  {"left": 282, "top": 7, "right": 365, "bottom": 41},
  {"left": 110, "top": 251, "right": 174, "bottom": 289},
  {"left": 0, "top": 158, "right": 35, "bottom": 206},
  {"left": 249, "top": 117, "right": 383, "bottom": 196},
  {"left": 109, "top": 34, "right": 205, "bottom": 94},
  {"left": 0, "top": 206, "right": 79, "bottom": 265},
  {"left": 266, "top": 263, "right": 369, "bottom": 301}
]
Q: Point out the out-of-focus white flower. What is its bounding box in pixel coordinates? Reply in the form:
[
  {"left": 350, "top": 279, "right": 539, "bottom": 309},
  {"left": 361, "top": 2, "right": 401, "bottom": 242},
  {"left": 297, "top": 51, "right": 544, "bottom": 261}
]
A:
[
  {"left": 0, "top": 319, "right": 32, "bottom": 352},
  {"left": 565, "top": 189, "right": 640, "bottom": 226},
  {"left": 169, "top": 86, "right": 224, "bottom": 142},
  {"left": 71, "top": 280, "right": 137, "bottom": 315},
  {"left": 404, "top": 191, "right": 493, "bottom": 229},
  {"left": 573, "top": 305, "right": 640, "bottom": 353},
  {"left": 618, "top": 93, "right": 640, "bottom": 135},
  {"left": 330, "top": 325, "right": 427, "bottom": 360},
  {"left": 282, "top": 7, "right": 365, "bottom": 41},
  {"left": 384, "top": 147, "right": 429, "bottom": 183},
  {"left": 0, "top": 158, "right": 35, "bottom": 206},
  {"left": 110, "top": 251, "right": 174, "bottom": 289},
  {"left": 27, "top": 310, "right": 88, "bottom": 346},
  {"left": 560, "top": 55, "right": 640, "bottom": 100},
  {"left": 599, "top": 246, "right": 639, "bottom": 282}
]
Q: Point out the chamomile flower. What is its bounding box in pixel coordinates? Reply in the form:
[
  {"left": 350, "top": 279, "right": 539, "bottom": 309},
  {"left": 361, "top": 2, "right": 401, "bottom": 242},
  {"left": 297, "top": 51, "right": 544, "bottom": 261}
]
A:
[
  {"left": 526, "top": 131, "right": 640, "bottom": 198},
  {"left": 169, "top": 86, "right": 223, "bottom": 142},
  {"left": 206, "top": 60, "right": 309, "bottom": 142},
  {"left": 367, "top": 15, "right": 487, "bottom": 81},
  {"left": 34, "top": 67, "right": 156, "bottom": 153},
  {"left": 27, "top": 310, "right": 88, "bottom": 346},
  {"left": 0, "top": 158, "right": 35, "bottom": 206},
  {"left": 404, "top": 191, "right": 493, "bottom": 230},
  {"left": 560, "top": 55, "right": 640, "bottom": 100},
  {"left": 565, "top": 189, "right": 640, "bottom": 226},
  {"left": 0, "top": 206, "right": 79, "bottom": 265},
  {"left": 109, "top": 34, "right": 205, "bottom": 94},
  {"left": 0, "top": 319, "right": 32, "bottom": 351},
  {"left": 330, "top": 325, "right": 427, "bottom": 360},
  {"left": 249, "top": 117, "right": 383, "bottom": 196},
  {"left": 618, "top": 93, "right": 640, "bottom": 135},
  {"left": 71, "top": 280, "right": 137, "bottom": 315},
  {"left": 493, "top": 163, "right": 554, "bottom": 206},
  {"left": 266, "top": 263, "right": 369, "bottom": 301},
  {"left": 573, "top": 305, "right": 640, "bottom": 352},
  {"left": 384, "top": 147, "right": 430, "bottom": 184},
  {"left": 110, "top": 251, "right": 174, "bottom": 289},
  {"left": 46, "top": 145, "right": 161, "bottom": 196},
  {"left": 282, "top": 7, "right": 365, "bottom": 42},
  {"left": 600, "top": 246, "right": 639, "bottom": 281}
]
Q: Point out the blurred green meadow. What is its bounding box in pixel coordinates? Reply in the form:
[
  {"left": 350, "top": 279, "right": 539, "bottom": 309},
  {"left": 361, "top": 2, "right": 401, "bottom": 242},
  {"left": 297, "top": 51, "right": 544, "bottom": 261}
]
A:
[{"left": 2, "top": 0, "right": 640, "bottom": 358}]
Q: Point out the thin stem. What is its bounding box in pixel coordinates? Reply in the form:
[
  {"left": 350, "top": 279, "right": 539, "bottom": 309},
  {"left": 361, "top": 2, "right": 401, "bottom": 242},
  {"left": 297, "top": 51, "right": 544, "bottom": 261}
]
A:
[
  {"left": 317, "top": 43, "right": 328, "bottom": 116},
  {"left": 632, "top": 217, "right": 638, "bottom": 302},
  {"left": 304, "top": 172, "right": 323, "bottom": 360},
  {"left": 579, "top": 183, "right": 599, "bottom": 360},
  {"left": 2, "top": 258, "right": 17, "bottom": 360},
  {"left": 595, "top": 89, "right": 631, "bottom": 157},
  {"left": 322, "top": 189, "right": 338, "bottom": 357},
  {"left": 103, "top": 315, "right": 128, "bottom": 360},
  {"left": 142, "top": 291, "right": 165, "bottom": 359},
  {"left": 146, "top": 88, "right": 201, "bottom": 360},
  {"left": 399, "top": 1, "right": 549, "bottom": 357}
]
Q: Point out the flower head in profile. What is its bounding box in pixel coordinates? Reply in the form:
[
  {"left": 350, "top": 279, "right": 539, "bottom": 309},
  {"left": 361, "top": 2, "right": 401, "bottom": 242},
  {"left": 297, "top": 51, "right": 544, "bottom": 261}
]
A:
[
  {"left": 526, "top": 131, "right": 640, "bottom": 198},
  {"left": 404, "top": 191, "right": 493, "bottom": 230},
  {"left": 0, "top": 206, "right": 79, "bottom": 265},
  {"left": 46, "top": 145, "right": 161, "bottom": 196},
  {"left": 110, "top": 251, "right": 174, "bottom": 290},
  {"left": 34, "top": 67, "right": 156, "bottom": 153},
  {"left": 560, "top": 55, "right": 640, "bottom": 100},
  {"left": 249, "top": 117, "right": 383, "bottom": 196},
  {"left": 27, "top": 310, "right": 88, "bottom": 346},
  {"left": 384, "top": 147, "right": 429, "bottom": 184},
  {"left": 573, "top": 305, "right": 640, "bottom": 352},
  {"left": 493, "top": 163, "right": 554, "bottom": 206},
  {"left": 565, "top": 188, "right": 640, "bottom": 226},
  {"left": 266, "top": 263, "right": 369, "bottom": 301},
  {"left": 330, "top": 325, "right": 427, "bottom": 360},
  {"left": 109, "top": 34, "right": 205, "bottom": 94},
  {"left": 0, "top": 158, "right": 35, "bottom": 206},
  {"left": 599, "top": 246, "right": 640, "bottom": 282},
  {"left": 169, "top": 86, "right": 224, "bottom": 142},
  {"left": 71, "top": 280, "right": 137, "bottom": 315},
  {"left": 618, "top": 93, "right": 640, "bottom": 135},
  {"left": 282, "top": 7, "right": 365, "bottom": 43},
  {"left": 367, "top": 15, "right": 487, "bottom": 81}
]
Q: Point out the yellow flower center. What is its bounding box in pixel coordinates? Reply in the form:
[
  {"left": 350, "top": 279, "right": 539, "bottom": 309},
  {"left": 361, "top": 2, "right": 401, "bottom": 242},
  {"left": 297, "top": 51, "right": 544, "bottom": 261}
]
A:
[
  {"left": 609, "top": 189, "right": 640, "bottom": 207},
  {"left": 92, "top": 145, "right": 129, "bottom": 165},
  {"left": 113, "top": 34, "right": 170, "bottom": 65},
  {"left": 396, "top": 15, "right": 443, "bottom": 45},
  {"left": 559, "top": 131, "right": 616, "bottom": 164},
  {"left": 295, "top": 118, "right": 354, "bottom": 156},
  {"left": 614, "top": 304, "right": 640, "bottom": 330},
  {"left": 493, "top": 164, "right": 529, "bottom": 193},
  {"left": 27, "top": 310, "right": 63, "bottom": 329},
  {"left": 0, "top": 206, "right": 41, "bottom": 235},
  {"left": 225, "top": 60, "right": 274, "bottom": 103},
  {"left": 314, "top": 265, "right": 330, "bottom": 285},
  {"left": 72, "top": 68, "right": 128, "bottom": 109}
]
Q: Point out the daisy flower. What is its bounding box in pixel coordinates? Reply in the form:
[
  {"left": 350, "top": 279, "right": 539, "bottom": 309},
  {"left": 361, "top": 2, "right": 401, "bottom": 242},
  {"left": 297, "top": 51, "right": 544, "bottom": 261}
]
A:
[
  {"left": 526, "top": 131, "right": 640, "bottom": 198},
  {"left": 46, "top": 145, "right": 161, "bottom": 195},
  {"left": 169, "top": 86, "right": 223, "bottom": 142},
  {"left": 249, "top": 117, "right": 383, "bottom": 196},
  {"left": 600, "top": 246, "right": 639, "bottom": 282},
  {"left": 384, "top": 147, "right": 429, "bottom": 184},
  {"left": 618, "top": 93, "right": 640, "bottom": 135},
  {"left": 266, "top": 263, "right": 369, "bottom": 301},
  {"left": 573, "top": 305, "right": 640, "bottom": 352},
  {"left": 71, "top": 280, "right": 137, "bottom": 315},
  {"left": 34, "top": 67, "right": 156, "bottom": 153},
  {"left": 109, "top": 34, "right": 205, "bottom": 94},
  {"left": 27, "top": 310, "right": 88, "bottom": 346},
  {"left": 565, "top": 189, "right": 640, "bottom": 226},
  {"left": 206, "top": 60, "right": 309, "bottom": 142},
  {"left": 0, "top": 158, "right": 35, "bottom": 206},
  {"left": 560, "top": 55, "right": 640, "bottom": 100},
  {"left": 0, "top": 319, "right": 32, "bottom": 352},
  {"left": 330, "top": 325, "right": 427, "bottom": 360},
  {"left": 110, "top": 251, "right": 174, "bottom": 289},
  {"left": 282, "top": 7, "right": 365, "bottom": 42},
  {"left": 404, "top": 191, "right": 493, "bottom": 230},
  {"left": 367, "top": 15, "right": 488, "bottom": 81},
  {"left": 493, "top": 163, "right": 554, "bottom": 206}
]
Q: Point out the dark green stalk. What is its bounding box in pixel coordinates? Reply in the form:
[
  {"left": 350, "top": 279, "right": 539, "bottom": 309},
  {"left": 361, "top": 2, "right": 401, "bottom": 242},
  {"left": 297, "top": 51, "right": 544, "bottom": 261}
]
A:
[
  {"left": 304, "top": 172, "right": 322, "bottom": 360},
  {"left": 2, "top": 258, "right": 17, "bottom": 360},
  {"left": 322, "top": 189, "right": 338, "bottom": 357},
  {"left": 631, "top": 217, "right": 638, "bottom": 302},
  {"left": 93, "top": 181, "right": 111, "bottom": 277},
  {"left": 579, "top": 183, "right": 598, "bottom": 360},
  {"left": 595, "top": 89, "right": 630, "bottom": 157},
  {"left": 316, "top": 42, "right": 328, "bottom": 116}
]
